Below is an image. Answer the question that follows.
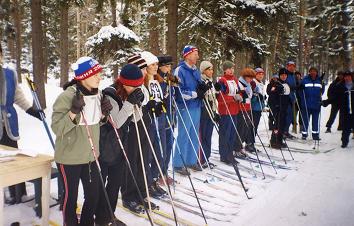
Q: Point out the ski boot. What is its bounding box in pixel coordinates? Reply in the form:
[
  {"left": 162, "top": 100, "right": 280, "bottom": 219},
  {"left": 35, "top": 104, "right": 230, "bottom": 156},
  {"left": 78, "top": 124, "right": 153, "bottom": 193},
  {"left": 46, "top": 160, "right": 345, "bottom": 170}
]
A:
[{"left": 122, "top": 200, "right": 144, "bottom": 214}]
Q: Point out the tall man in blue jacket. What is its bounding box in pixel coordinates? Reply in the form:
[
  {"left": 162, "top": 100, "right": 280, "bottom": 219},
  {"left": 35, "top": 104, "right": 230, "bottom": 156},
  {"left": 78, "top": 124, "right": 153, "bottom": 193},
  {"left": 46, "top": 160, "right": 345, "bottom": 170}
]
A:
[
  {"left": 173, "top": 45, "right": 208, "bottom": 175},
  {"left": 299, "top": 67, "right": 324, "bottom": 140}
]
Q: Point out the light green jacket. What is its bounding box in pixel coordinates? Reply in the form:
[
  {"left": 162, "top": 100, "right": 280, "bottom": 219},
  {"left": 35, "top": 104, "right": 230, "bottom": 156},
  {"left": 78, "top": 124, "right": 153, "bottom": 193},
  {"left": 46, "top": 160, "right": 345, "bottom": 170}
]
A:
[{"left": 51, "top": 85, "right": 100, "bottom": 165}]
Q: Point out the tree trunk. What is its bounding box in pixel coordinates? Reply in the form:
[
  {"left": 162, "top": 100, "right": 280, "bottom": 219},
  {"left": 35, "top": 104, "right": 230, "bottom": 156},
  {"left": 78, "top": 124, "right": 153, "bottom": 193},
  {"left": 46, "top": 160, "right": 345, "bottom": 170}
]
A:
[
  {"left": 31, "top": 0, "right": 46, "bottom": 108},
  {"left": 42, "top": 0, "right": 48, "bottom": 83},
  {"left": 341, "top": 0, "right": 352, "bottom": 70},
  {"left": 76, "top": 8, "right": 80, "bottom": 59},
  {"left": 298, "top": 0, "right": 305, "bottom": 74},
  {"left": 12, "top": 0, "right": 22, "bottom": 82},
  {"left": 167, "top": 0, "right": 178, "bottom": 65},
  {"left": 148, "top": 1, "right": 161, "bottom": 55},
  {"left": 59, "top": 3, "right": 70, "bottom": 87},
  {"left": 110, "top": 0, "right": 119, "bottom": 79}
]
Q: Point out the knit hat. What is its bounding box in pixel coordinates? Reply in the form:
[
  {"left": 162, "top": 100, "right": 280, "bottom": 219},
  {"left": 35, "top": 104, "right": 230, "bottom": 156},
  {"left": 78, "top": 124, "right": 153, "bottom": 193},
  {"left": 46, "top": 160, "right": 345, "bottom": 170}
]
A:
[
  {"left": 222, "top": 60, "right": 234, "bottom": 71},
  {"left": 71, "top": 56, "right": 103, "bottom": 81},
  {"left": 343, "top": 70, "right": 353, "bottom": 77},
  {"left": 255, "top": 68, "right": 264, "bottom": 73},
  {"left": 157, "top": 55, "right": 173, "bottom": 66},
  {"left": 119, "top": 64, "right": 144, "bottom": 87},
  {"left": 278, "top": 68, "right": 287, "bottom": 76},
  {"left": 286, "top": 61, "right": 296, "bottom": 66},
  {"left": 182, "top": 45, "right": 198, "bottom": 58},
  {"left": 200, "top": 61, "right": 213, "bottom": 73},
  {"left": 141, "top": 51, "right": 159, "bottom": 66},
  {"left": 128, "top": 54, "right": 147, "bottom": 69}
]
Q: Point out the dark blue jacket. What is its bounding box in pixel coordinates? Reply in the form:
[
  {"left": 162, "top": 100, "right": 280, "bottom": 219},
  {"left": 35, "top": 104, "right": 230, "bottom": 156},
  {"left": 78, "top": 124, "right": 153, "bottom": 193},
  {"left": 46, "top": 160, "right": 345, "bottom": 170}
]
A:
[
  {"left": 173, "top": 61, "right": 202, "bottom": 109},
  {"left": 300, "top": 74, "right": 324, "bottom": 110},
  {"left": 286, "top": 70, "right": 297, "bottom": 102}
]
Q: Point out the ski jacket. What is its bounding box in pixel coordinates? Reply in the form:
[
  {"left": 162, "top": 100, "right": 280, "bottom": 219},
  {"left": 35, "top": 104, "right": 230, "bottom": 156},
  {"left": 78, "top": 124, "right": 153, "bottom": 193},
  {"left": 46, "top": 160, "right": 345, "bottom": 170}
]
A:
[
  {"left": 217, "top": 73, "right": 241, "bottom": 115},
  {"left": 299, "top": 74, "right": 324, "bottom": 110},
  {"left": 51, "top": 85, "right": 101, "bottom": 165},
  {"left": 238, "top": 76, "right": 252, "bottom": 112},
  {"left": 266, "top": 79, "right": 291, "bottom": 113},
  {"left": 327, "top": 77, "right": 342, "bottom": 102},
  {"left": 333, "top": 82, "right": 354, "bottom": 116},
  {"left": 159, "top": 71, "right": 176, "bottom": 127},
  {"left": 174, "top": 61, "right": 202, "bottom": 109},
  {"left": 201, "top": 75, "right": 218, "bottom": 120},
  {"left": 99, "top": 85, "right": 132, "bottom": 165},
  {"left": 0, "top": 65, "right": 31, "bottom": 141},
  {"left": 286, "top": 70, "right": 297, "bottom": 102},
  {"left": 251, "top": 79, "right": 266, "bottom": 112}
]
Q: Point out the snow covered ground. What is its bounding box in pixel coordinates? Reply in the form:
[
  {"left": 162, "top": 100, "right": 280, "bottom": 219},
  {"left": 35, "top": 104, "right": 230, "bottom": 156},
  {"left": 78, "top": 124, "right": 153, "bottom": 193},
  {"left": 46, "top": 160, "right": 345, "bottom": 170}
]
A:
[{"left": 3, "top": 79, "right": 354, "bottom": 226}]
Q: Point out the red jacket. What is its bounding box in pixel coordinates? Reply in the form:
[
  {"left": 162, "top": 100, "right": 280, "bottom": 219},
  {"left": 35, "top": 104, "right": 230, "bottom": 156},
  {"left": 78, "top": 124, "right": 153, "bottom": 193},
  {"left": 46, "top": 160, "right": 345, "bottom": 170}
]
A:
[{"left": 217, "top": 73, "right": 241, "bottom": 115}]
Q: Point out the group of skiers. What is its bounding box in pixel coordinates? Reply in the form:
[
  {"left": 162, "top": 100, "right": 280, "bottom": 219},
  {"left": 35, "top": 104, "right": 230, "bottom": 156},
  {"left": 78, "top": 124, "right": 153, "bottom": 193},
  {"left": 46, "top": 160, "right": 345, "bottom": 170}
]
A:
[{"left": 1, "top": 40, "right": 354, "bottom": 226}]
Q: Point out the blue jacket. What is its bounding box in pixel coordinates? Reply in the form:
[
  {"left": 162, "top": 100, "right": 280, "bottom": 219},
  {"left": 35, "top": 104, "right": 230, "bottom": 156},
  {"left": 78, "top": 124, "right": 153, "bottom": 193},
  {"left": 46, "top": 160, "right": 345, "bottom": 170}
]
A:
[
  {"left": 300, "top": 74, "right": 324, "bottom": 110},
  {"left": 0, "top": 67, "right": 20, "bottom": 140},
  {"left": 286, "top": 70, "right": 297, "bottom": 102},
  {"left": 251, "top": 80, "right": 265, "bottom": 112},
  {"left": 173, "top": 61, "right": 202, "bottom": 109}
]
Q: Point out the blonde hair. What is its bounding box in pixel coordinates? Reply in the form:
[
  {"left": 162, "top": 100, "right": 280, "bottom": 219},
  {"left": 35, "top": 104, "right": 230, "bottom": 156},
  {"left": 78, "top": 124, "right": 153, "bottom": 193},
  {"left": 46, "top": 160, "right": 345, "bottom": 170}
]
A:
[{"left": 240, "top": 68, "right": 256, "bottom": 78}]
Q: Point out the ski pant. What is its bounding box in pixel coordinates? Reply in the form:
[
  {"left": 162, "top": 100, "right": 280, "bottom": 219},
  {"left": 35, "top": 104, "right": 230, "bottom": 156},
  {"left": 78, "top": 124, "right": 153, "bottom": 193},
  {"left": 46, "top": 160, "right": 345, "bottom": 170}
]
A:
[
  {"left": 326, "top": 104, "right": 340, "bottom": 129},
  {"left": 235, "top": 111, "right": 253, "bottom": 151},
  {"left": 341, "top": 113, "right": 354, "bottom": 145},
  {"left": 0, "top": 128, "right": 27, "bottom": 203},
  {"left": 95, "top": 160, "right": 124, "bottom": 225},
  {"left": 301, "top": 107, "right": 320, "bottom": 138},
  {"left": 122, "top": 120, "right": 149, "bottom": 202},
  {"left": 200, "top": 112, "right": 214, "bottom": 163},
  {"left": 250, "top": 110, "right": 262, "bottom": 144},
  {"left": 173, "top": 106, "right": 201, "bottom": 168},
  {"left": 150, "top": 114, "right": 166, "bottom": 181},
  {"left": 219, "top": 114, "right": 237, "bottom": 159},
  {"left": 58, "top": 163, "right": 100, "bottom": 226},
  {"left": 163, "top": 119, "right": 174, "bottom": 174}
]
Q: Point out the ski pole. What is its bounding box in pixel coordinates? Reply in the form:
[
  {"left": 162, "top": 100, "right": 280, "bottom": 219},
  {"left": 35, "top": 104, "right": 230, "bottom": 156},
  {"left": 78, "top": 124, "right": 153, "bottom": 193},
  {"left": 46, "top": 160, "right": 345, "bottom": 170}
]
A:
[
  {"left": 162, "top": 105, "right": 208, "bottom": 225},
  {"left": 132, "top": 110, "right": 154, "bottom": 218},
  {"left": 25, "top": 74, "right": 55, "bottom": 149},
  {"left": 80, "top": 111, "right": 117, "bottom": 226},
  {"left": 239, "top": 104, "right": 266, "bottom": 178},
  {"left": 241, "top": 102, "right": 277, "bottom": 174},
  {"left": 107, "top": 115, "right": 154, "bottom": 226},
  {"left": 133, "top": 105, "right": 179, "bottom": 226}
]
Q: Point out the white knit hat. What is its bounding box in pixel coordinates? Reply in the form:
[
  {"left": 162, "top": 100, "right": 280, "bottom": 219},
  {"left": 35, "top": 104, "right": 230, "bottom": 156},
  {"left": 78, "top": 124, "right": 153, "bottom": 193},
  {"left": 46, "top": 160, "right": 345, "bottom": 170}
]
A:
[
  {"left": 140, "top": 51, "right": 159, "bottom": 66},
  {"left": 200, "top": 61, "right": 213, "bottom": 73}
]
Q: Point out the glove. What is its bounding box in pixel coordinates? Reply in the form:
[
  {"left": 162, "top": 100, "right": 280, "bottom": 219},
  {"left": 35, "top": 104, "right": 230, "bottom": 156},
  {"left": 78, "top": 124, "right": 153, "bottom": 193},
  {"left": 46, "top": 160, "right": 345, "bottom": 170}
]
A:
[
  {"left": 213, "top": 113, "right": 220, "bottom": 123},
  {"left": 101, "top": 96, "right": 113, "bottom": 117},
  {"left": 241, "top": 92, "right": 248, "bottom": 103},
  {"left": 26, "top": 107, "right": 43, "bottom": 120},
  {"left": 127, "top": 88, "right": 144, "bottom": 105},
  {"left": 205, "top": 81, "right": 213, "bottom": 89},
  {"left": 196, "top": 82, "right": 209, "bottom": 99},
  {"left": 214, "top": 82, "right": 222, "bottom": 91},
  {"left": 250, "top": 80, "right": 257, "bottom": 91},
  {"left": 321, "top": 99, "right": 330, "bottom": 107},
  {"left": 234, "top": 94, "right": 243, "bottom": 102},
  {"left": 155, "top": 102, "right": 164, "bottom": 117},
  {"left": 71, "top": 93, "right": 85, "bottom": 114},
  {"left": 276, "top": 84, "right": 285, "bottom": 94}
]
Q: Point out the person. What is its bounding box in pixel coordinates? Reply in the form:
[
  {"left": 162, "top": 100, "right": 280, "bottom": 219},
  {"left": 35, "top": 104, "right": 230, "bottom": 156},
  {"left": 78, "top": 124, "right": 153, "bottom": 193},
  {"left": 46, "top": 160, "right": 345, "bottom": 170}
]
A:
[
  {"left": 173, "top": 45, "right": 207, "bottom": 175},
  {"left": 323, "top": 71, "right": 354, "bottom": 148},
  {"left": 216, "top": 60, "right": 242, "bottom": 164},
  {"left": 121, "top": 56, "right": 159, "bottom": 213},
  {"left": 0, "top": 43, "right": 42, "bottom": 204},
  {"left": 199, "top": 60, "right": 218, "bottom": 168},
  {"left": 140, "top": 51, "right": 167, "bottom": 198},
  {"left": 250, "top": 67, "right": 266, "bottom": 152},
  {"left": 294, "top": 71, "right": 303, "bottom": 133},
  {"left": 284, "top": 61, "right": 297, "bottom": 139},
  {"left": 51, "top": 56, "right": 112, "bottom": 226},
  {"left": 299, "top": 67, "right": 324, "bottom": 140},
  {"left": 325, "top": 71, "right": 343, "bottom": 133},
  {"left": 157, "top": 55, "right": 177, "bottom": 184},
  {"left": 95, "top": 64, "right": 146, "bottom": 226},
  {"left": 267, "top": 68, "right": 291, "bottom": 149},
  {"left": 235, "top": 68, "right": 255, "bottom": 157}
]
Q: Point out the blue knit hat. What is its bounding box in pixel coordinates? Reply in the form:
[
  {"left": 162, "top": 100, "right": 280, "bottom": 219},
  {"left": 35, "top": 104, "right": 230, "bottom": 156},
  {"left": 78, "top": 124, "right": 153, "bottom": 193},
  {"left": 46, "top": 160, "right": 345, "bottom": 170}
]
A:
[
  {"left": 255, "top": 68, "right": 264, "bottom": 73},
  {"left": 71, "top": 56, "right": 103, "bottom": 80},
  {"left": 119, "top": 64, "right": 144, "bottom": 87},
  {"left": 182, "top": 45, "right": 198, "bottom": 58}
]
